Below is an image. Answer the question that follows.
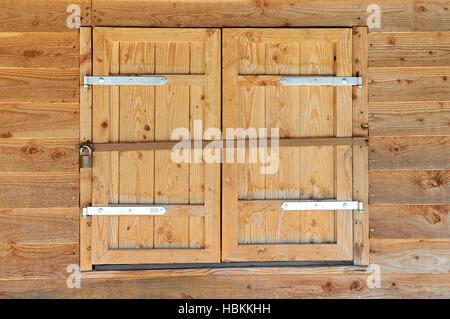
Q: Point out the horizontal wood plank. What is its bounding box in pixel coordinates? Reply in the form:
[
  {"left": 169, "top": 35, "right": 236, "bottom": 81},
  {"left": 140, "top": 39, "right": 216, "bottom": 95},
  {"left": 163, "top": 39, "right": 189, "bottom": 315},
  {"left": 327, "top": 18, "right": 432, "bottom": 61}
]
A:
[
  {"left": 0, "top": 173, "right": 79, "bottom": 208},
  {"left": 0, "top": 102, "right": 79, "bottom": 139},
  {"left": 0, "top": 68, "right": 79, "bottom": 103},
  {"left": 0, "top": 208, "right": 79, "bottom": 244},
  {"left": 369, "top": 32, "right": 450, "bottom": 67},
  {"left": 369, "top": 170, "right": 450, "bottom": 205},
  {"left": 369, "top": 67, "right": 450, "bottom": 102},
  {"left": 93, "top": 0, "right": 450, "bottom": 32},
  {"left": 1, "top": 273, "right": 449, "bottom": 298},
  {"left": 0, "top": 32, "right": 79, "bottom": 68},
  {"left": 370, "top": 136, "right": 450, "bottom": 169},
  {"left": 0, "top": 243, "right": 78, "bottom": 280},
  {"left": 0, "top": 0, "right": 91, "bottom": 31},
  {"left": 369, "top": 101, "right": 450, "bottom": 136},
  {"left": 370, "top": 239, "right": 450, "bottom": 273},
  {"left": 0, "top": 140, "right": 78, "bottom": 172},
  {"left": 370, "top": 205, "right": 450, "bottom": 239}
]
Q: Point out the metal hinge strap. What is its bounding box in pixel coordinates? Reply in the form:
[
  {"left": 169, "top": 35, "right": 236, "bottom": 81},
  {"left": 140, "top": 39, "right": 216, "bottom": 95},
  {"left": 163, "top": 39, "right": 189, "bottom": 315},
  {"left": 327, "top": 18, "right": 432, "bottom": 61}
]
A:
[
  {"left": 84, "top": 76, "right": 167, "bottom": 87},
  {"left": 279, "top": 76, "right": 363, "bottom": 86},
  {"left": 281, "top": 201, "right": 364, "bottom": 213},
  {"left": 82, "top": 205, "right": 167, "bottom": 218}
]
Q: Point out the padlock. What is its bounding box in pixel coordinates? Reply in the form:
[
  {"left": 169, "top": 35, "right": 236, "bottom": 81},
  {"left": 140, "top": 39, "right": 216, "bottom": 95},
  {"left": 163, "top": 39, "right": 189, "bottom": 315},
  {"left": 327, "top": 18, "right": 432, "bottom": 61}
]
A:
[{"left": 79, "top": 145, "right": 93, "bottom": 169}]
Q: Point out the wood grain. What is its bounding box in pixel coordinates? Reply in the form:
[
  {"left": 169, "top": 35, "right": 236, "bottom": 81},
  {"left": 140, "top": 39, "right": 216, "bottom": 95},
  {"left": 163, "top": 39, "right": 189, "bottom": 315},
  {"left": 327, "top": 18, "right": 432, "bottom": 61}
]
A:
[
  {"left": 0, "top": 140, "right": 78, "bottom": 173},
  {"left": 370, "top": 136, "right": 450, "bottom": 169},
  {"left": 2, "top": 273, "right": 449, "bottom": 298},
  {"left": 369, "top": 32, "right": 450, "bottom": 67},
  {"left": 370, "top": 239, "right": 450, "bottom": 273},
  {"left": 118, "top": 41, "right": 155, "bottom": 250},
  {"left": 93, "top": 0, "right": 450, "bottom": 32},
  {"left": 0, "top": 173, "right": 79, "bottom": 208},
  {"left": 0, "top": 103, "right": 79, "bottom": 139},
  {"left": 352, "top": 28, "right": 369, "bottom": 265},
  {"left": 0, "top": 32, "right": 79, "bottom": 68},
  {"left": 369, "top": 67, "right": 450, "bottom": 102},
  {"left": 223, "top": 28, "right": 354, "bottom": 262},
  {"left": 369, "top": 101, "right": 450, "bottom": 136},
  {"left": 0, "top": 208, "right": 78, "bottom": 245},
  {"left": 79, "top": 27, "right": 93, "bottom": 271},
  {"left": 353, "top": 27, "right": 369, "bottom": 137},
  {"left": 370, "top": 205, "right": 450, "bottom": 239},
  {"left": 0, "top": 243, "right": 78, "bottom": 280},
  {"left": 153, "top": 41, "right": 190, "bottom": 249},
  {"left": 0, "top": 68, "right": 79, "bottom": 103},
  {"left": 265, "top": 40, "right": 302, "bottom": 245},
  {"left": 0, "top": 0, "right": 91, "bottom": 31},
  {"left": 369, "top": 170, "right": 450, "bottom": 205}
]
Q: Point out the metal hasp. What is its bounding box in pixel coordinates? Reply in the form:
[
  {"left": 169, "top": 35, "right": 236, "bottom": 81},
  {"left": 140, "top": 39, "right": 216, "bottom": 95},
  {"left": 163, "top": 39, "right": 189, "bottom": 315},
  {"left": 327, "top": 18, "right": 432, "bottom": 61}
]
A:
[
  {"left": 82, "top": 205, "right": 167, "bottom": 218},
  {"left": 281, "top": 201, "right": 364, "bottom": 213},
  {"left": 279, "top": 76, "right": 363, "bottom": 86},
  {"left": 83, "top": 76, "right": 167, "bottom": 87}
]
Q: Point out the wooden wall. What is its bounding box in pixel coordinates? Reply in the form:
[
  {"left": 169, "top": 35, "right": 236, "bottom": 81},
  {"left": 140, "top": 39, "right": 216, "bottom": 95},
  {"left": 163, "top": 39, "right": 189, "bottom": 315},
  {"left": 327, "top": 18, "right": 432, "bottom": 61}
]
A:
[
  {"left": 0, "top": 0, "right": 449, "bottom": 298},
  {"left": 368, "top": 32, "right": 450, "bottom": 276}
]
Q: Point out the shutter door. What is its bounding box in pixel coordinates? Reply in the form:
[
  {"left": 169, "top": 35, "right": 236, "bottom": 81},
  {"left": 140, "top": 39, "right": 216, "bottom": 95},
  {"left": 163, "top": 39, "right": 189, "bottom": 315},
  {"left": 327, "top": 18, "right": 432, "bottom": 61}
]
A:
[
  {"left": 90, "top": 28, "right": 221, "bottom": 265},
  {"left": 222, "top": 29, "right": 356, "bottom": 262}
]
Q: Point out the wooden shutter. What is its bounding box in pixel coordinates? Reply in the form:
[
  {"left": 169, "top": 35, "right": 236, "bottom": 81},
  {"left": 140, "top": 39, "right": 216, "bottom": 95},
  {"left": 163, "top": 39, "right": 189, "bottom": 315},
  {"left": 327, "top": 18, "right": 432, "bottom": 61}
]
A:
[
  {"left": 89, "top": 28, "right": 221, "bottom": 265},
  {"left": 222, "top": 29, "right": 355, "bottom": 262}
]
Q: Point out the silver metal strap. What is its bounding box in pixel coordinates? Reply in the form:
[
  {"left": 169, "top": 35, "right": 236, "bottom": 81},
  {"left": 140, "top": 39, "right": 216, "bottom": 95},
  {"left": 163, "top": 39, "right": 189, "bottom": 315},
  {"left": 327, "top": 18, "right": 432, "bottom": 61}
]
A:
[
  {"left": 281, "top": 201, "right": 364, "bottom": 212},
  {"left": 83, "top": 76, "right": 167, "bottom": 87},
  {"left": 279, "top": 76, "right": 362, "bottom": 86},
  {"left": 82, "top": 205, "right": 167, "bottom": 218}
]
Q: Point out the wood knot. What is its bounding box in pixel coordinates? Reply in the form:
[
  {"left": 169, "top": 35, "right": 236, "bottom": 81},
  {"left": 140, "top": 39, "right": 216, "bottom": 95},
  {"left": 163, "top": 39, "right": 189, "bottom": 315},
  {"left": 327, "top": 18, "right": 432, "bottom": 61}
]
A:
[
  {"left": 322, "top": 281, "right": 336, "bottom": 292},
  {"left": 51, "top": 150, "right": 66, "bottom": 160},
  {"left": 349, "top": 280, "right": 363, "bottom": 291},
  {"left": 23, "top": 144, "right": 41, "bottom": 155},
  {"left": 361, "top": 123, "right": 369, "bottom": 129},
  {"left": 418, "top": 172, "right": 443, "bottom": 189},
  {"left": 23, "top": 49, "right": 44, "bottom": 58}
]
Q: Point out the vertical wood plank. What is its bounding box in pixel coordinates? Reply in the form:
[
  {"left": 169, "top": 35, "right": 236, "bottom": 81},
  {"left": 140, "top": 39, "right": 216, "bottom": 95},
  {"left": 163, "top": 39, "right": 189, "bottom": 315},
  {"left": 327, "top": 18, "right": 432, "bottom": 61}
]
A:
[
  {"left": 118, "top": 151, "right": 154, "bottom": 248},
  {"left": 237, "top": 33, "right": 266, "bottom": 244},
  {"left": 154, "top": 41, "right": 190, "bottom": 248},
  {"left": 92, "top": 31, "right": 120, "bottom": 261},
  {"left": 117, "top": 42, "right": 155, "bottom": 249},
  {"left": 222, "top": 29, "right": 240, "bottom": 259},
  {"left": 202, "top": 29, "right": 221, "bottom": 260},
  {"left": 299, "top": 40, "right": 335, "bottom": 244},
  {"left": 335, "top": 29, "right": 354, "bottom": 258},
  {"left": 79, "top": 27, "right": 92, "bottom": 271},
  {"left": 353, "top": 26, "right": 369, "bottom": 265},
  {"left": 265, "top": 42, "right": 301, "bottom": 244},
  {"left": 189, "top": 41, "right": 205, "bottom": 248}
]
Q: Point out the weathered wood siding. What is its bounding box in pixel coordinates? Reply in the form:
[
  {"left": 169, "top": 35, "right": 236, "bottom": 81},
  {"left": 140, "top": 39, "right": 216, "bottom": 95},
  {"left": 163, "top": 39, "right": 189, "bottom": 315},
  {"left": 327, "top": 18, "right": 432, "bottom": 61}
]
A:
[
  {"left": 0, "top": 26, "right": 80, "bottom": 283},
  {"left": 368, "top": 32, "right": 450, "bottom": 277},
  {"left": 0, "top": 0, "right": 449, "bottom": 298}
]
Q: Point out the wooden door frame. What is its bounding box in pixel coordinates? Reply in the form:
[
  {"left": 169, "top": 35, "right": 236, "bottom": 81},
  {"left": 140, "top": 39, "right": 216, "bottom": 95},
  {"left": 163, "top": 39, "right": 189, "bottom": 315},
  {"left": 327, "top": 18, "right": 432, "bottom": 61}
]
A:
[{"left": 79, "top": 26, "right": 369, "bottom": 271}]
